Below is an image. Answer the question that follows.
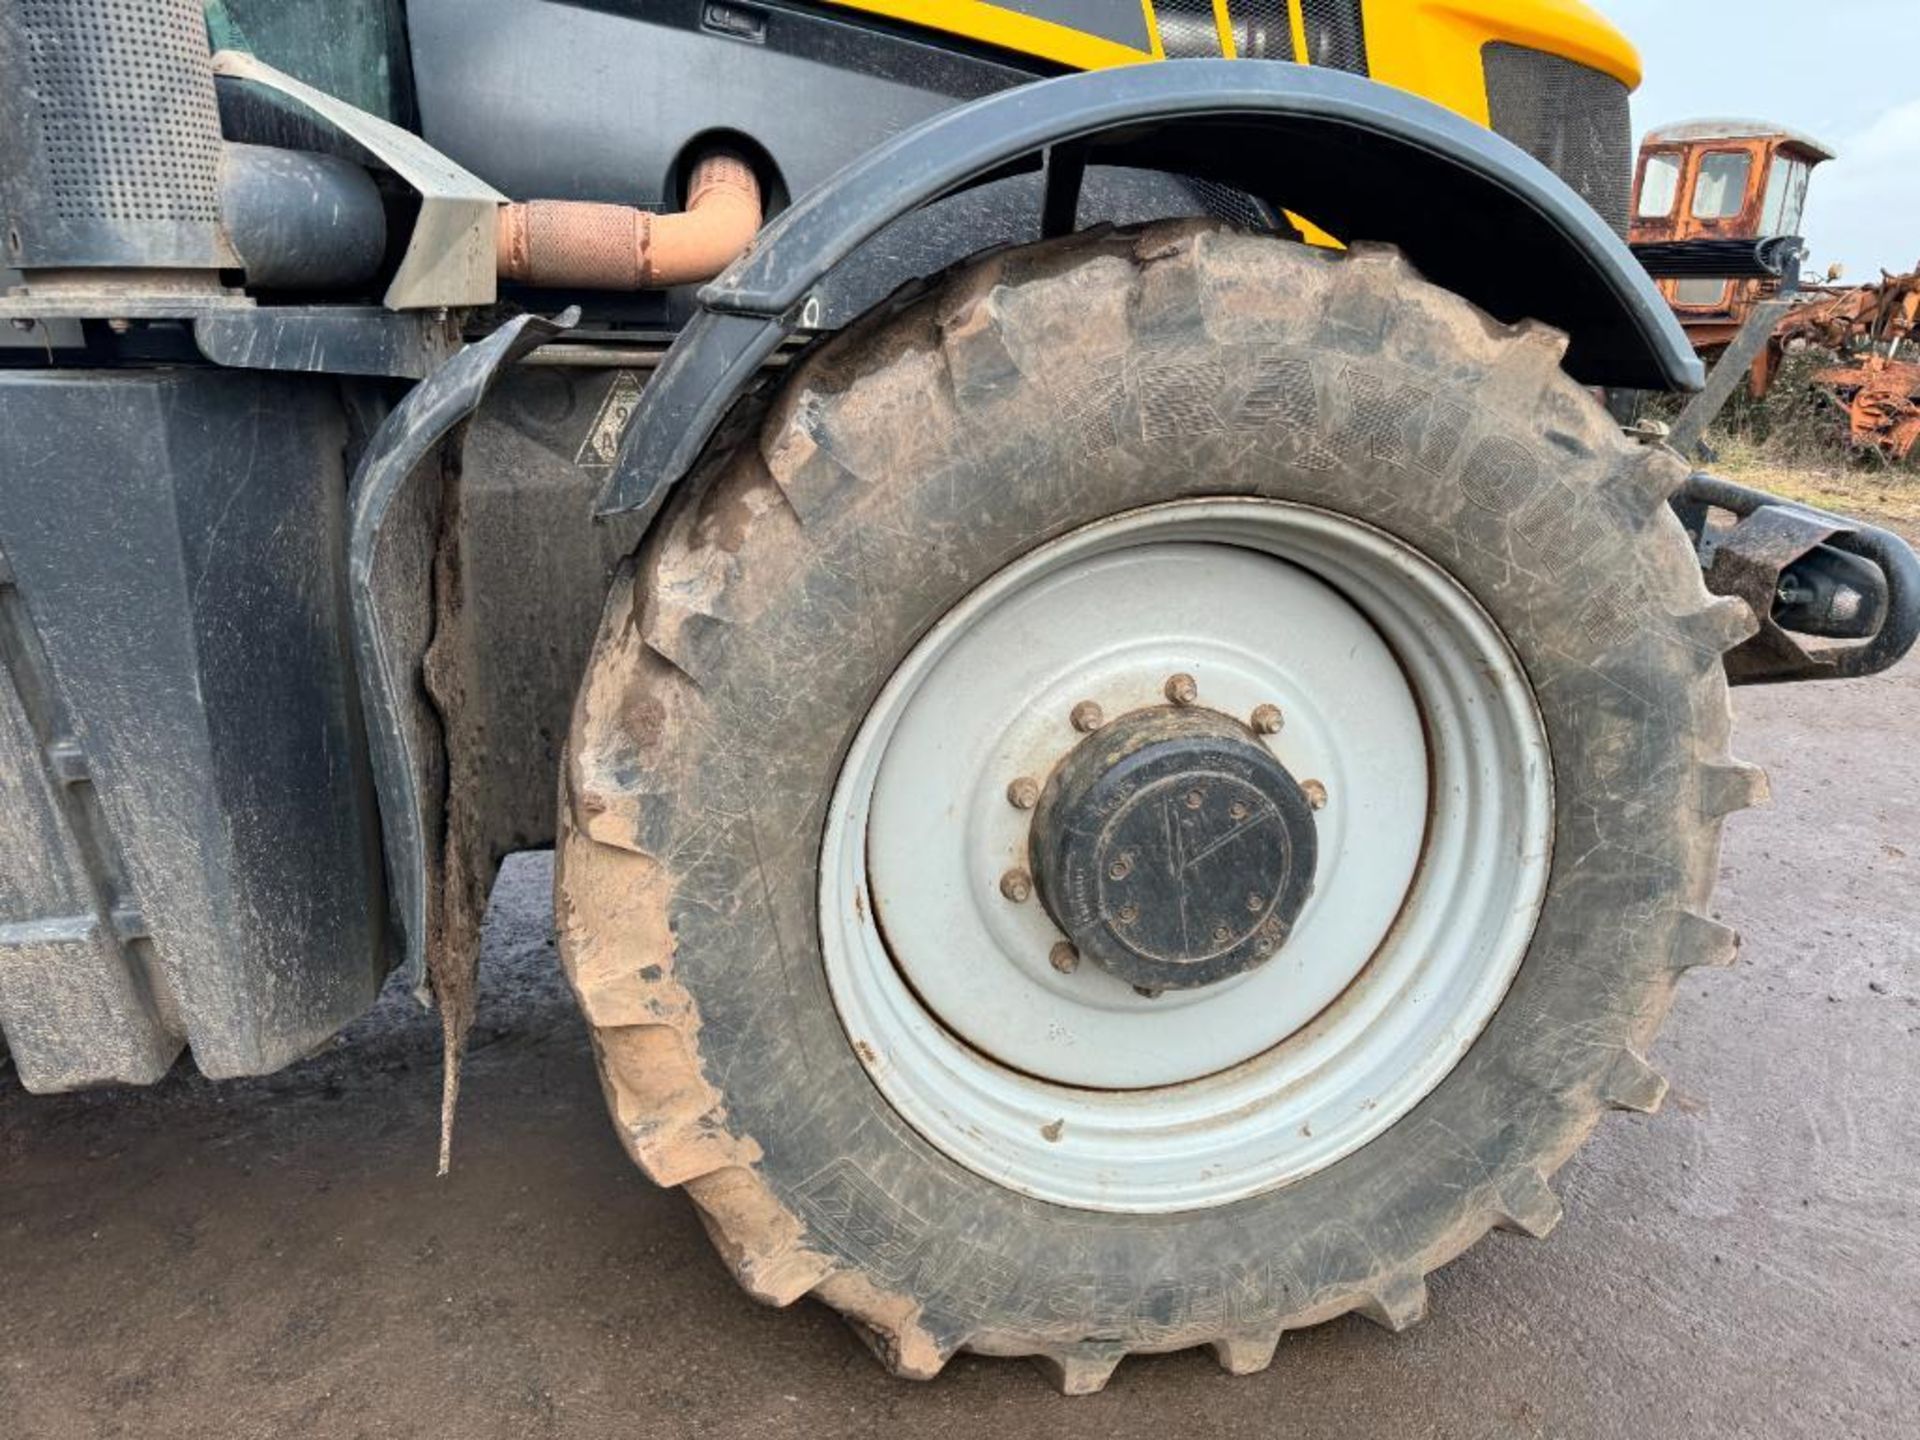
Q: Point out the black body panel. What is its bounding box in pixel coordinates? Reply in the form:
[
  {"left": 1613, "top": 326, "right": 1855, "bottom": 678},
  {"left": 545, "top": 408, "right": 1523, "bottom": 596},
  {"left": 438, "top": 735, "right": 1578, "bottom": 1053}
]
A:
[
  {"left": 0, "top": 370, "right": 389, "bottom": 1089},
  {"left": 407, "top": 0, "right": 1032, "bottom": 210}
]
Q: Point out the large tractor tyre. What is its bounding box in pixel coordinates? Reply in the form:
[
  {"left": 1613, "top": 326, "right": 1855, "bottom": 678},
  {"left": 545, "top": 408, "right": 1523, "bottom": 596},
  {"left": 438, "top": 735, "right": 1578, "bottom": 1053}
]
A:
[{"left": 556, "top": 222, "right": 1763, "bottom": 1392}]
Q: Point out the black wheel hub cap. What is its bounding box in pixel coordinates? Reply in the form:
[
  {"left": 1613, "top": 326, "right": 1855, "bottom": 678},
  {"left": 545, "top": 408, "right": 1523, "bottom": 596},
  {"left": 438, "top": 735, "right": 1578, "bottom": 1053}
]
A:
[{"left": 1030, "top": 706, "right": 1319, "bottom": 993}]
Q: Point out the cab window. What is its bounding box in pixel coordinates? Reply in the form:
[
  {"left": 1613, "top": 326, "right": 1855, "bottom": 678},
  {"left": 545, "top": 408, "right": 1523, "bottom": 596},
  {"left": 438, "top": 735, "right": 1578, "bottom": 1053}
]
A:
[
  {"left": 1761, "top": 155, "right": 1812, "bottom": 235},
  {"left": 1691, "top": 152, "right": 1753, "bottom": 221},
  {"left": 1637, "top": 152, "right": 1682, "bottom": 219},
  {"left": 1674, "top": 277, "right": 1732, "bottom": 309}
]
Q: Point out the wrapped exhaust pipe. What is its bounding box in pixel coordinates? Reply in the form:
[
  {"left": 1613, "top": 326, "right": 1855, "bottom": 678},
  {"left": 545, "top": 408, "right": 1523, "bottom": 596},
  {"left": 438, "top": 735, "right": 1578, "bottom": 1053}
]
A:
[{"left": 494, "top": 152, "right": 762, "bottom": 291}]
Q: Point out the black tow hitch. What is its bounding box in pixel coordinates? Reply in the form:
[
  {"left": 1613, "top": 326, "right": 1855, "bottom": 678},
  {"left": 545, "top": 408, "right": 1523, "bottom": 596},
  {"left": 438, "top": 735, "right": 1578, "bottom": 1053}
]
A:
[{"left": 1673, "top": 472, "right": 1920, "bottom": 685}]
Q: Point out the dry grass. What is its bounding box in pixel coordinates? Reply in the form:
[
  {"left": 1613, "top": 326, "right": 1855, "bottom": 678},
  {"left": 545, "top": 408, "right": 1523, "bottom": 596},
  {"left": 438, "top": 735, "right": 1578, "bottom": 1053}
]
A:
[
  {"left": 1641, "top": 350, "right": 1920, "bottom": 541},
  {"left": 1707, "top": 434, "right": 1920, "bottom": 543}
]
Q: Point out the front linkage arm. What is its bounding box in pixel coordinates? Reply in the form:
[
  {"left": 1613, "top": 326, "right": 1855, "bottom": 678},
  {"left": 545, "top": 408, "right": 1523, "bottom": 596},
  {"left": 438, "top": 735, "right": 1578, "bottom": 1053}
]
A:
[{"left": 1675, "top": 472, "right": 1920, "bottom": 685}]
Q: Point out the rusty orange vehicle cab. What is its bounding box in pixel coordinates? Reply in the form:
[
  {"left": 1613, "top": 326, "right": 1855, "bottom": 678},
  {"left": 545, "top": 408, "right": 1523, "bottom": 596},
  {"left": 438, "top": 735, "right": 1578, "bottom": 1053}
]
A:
[{"left": 1631, "top": 120, "right": 1835, "bottom": 353}]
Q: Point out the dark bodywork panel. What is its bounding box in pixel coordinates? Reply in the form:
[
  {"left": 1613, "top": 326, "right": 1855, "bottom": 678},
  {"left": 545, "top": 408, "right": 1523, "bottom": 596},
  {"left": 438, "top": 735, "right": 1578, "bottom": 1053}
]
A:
[
  {"left": 0, "top": 345, "right": 666, "bottom": 1091},
  {"left": 404, "top": 0, "right": 1047, "bottom": 330},
  {"left": 407, "top": 0, "right": 1035, "bottom": 207},
  {"left": 1016, "top": 0, "right": 1154, "bottom": 48},
  {"left": 0, "top": 370, "right": 389, "bottom": 1089}
]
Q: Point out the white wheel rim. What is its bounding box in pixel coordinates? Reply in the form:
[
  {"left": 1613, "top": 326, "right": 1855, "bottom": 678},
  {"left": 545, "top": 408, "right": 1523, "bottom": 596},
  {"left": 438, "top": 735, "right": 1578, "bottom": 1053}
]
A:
[{"left": 820, "top": 500, "right": 1552, "bottom": 1213}]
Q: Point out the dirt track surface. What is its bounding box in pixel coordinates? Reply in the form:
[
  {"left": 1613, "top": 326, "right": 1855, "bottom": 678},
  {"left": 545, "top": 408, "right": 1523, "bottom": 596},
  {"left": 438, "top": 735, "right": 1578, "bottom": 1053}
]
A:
[{"left": 3, "top": 664, "right": 1916, "bottom": 1439}]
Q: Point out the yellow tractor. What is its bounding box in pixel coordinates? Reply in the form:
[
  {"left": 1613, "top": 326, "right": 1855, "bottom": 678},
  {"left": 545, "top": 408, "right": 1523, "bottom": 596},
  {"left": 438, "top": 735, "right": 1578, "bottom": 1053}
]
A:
[{"left": 1, "top": 0, "right": 1913, "bottom": 1393}]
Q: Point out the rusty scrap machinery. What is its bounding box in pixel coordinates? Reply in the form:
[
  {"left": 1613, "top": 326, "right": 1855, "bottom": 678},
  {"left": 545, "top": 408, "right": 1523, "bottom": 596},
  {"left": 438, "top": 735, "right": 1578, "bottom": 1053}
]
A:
[{"left": 1629, "top": 120, "right": 1920, "bottom": 462}]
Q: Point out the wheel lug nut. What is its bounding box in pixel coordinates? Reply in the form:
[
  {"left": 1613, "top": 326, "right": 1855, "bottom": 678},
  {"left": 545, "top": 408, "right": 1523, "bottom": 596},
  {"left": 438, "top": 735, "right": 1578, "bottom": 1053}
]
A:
[
  {"left": 1164, "top": 672, "right": 1198, "bottom": 707},
  {"left": 1246, "top": 892, "right": 1264, "bottom": 913},
  {"left": 999, "top": 868, "right": 1034, "bottom": 903},
  {"left": 1108, "top": 854, "right": 1132, "bottom": 881},
  {"left": 1251, "top": 703, "right": 1284, "bottom": 735},
  {"left": 1049, "top": 942, "right": 1080, "bottom": 974},
  {"left": 1184, "top": 789, "right": 1204, "bottom": 810},
  {"left": 1301, "top": 779, "right": 1328, "bottom": 811},
  {"left": 1069, "top": 700, "right": 1105, "bottom": 733},
  {"left": 1118, "top": 903, "right": 1139, "bottom": 924},
  {"left": 1006, "top": 776, "right": 1041, "bottom": 810}
]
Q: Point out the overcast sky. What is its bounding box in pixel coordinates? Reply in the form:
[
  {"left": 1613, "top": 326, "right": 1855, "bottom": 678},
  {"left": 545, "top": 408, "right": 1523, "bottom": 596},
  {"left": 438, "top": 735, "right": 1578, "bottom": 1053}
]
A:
[{"left": 1592, "top": 0, "right": 1919, "bottom": 279}]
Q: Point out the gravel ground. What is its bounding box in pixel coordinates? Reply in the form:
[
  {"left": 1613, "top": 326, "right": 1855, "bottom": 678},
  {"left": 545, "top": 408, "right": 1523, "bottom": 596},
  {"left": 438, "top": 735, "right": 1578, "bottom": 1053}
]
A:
[{"left": 2, "top": 662, "right": 1915, "bottom": 1439}]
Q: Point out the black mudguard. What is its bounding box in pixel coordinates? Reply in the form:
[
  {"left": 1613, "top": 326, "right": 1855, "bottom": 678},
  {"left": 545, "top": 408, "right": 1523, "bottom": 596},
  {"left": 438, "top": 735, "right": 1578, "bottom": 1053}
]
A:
[
  {"left": 597, "top": 59, "right": 1703, "bottom": 518},
  {"left": 348, "top": 309, "right": 576, "bottom": 995}
]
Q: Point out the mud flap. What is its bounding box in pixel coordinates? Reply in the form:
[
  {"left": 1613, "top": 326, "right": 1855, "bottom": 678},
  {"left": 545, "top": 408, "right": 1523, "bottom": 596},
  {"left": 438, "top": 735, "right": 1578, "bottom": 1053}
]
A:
[{"left": 347, "top": 308, "right": 576, "bottom": 1170}]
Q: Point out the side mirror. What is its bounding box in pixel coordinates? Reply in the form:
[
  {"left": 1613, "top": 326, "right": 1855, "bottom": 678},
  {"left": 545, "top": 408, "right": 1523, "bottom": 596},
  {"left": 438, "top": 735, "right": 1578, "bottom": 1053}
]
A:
[{"left": 1826, "top": 263, "right": 1846, "bottom": 283}]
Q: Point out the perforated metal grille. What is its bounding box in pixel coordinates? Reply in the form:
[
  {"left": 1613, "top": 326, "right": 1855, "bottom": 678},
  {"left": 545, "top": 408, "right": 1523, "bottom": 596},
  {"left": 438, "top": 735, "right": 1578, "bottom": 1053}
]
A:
[
  {"left": 1155, "top": 0, "right": 1224, "bottom": 58},
  {"left": 1298, "top": 0, "right": 1366, "bottom": 72},
  {"left": 1483, "top": 42, "right": 1633, "bottom": 236},
  {"left": 19, "top": 0, "right": 222, "bottom": 225},
  {"left": 1188, "top": 177, "right": 1281, "bottom": 233},
  {"left": 1209, "top": 3, "right": 1367, "bottom": 68},
  {"left": 1222, "top": 2, "right": 1291, "bottom": 59}
]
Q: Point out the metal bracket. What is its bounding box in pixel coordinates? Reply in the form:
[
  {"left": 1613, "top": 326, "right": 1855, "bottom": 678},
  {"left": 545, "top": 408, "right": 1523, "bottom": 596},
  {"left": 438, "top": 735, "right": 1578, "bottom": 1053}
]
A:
[
  {"left": 1667, "top": 297, "right": 1797, "bottom": 459},
  {"left": 210, "top": 50, "right": 504, "bottom": 311},
  {"left": 1677, "top": 471, "right": 1920, "bottom": 685},
  {"left": 194, "top": 306, "right": 461, "bottom": 379},
  {"left": 0, "top": 269, "right": 252, "bottom": 322}
]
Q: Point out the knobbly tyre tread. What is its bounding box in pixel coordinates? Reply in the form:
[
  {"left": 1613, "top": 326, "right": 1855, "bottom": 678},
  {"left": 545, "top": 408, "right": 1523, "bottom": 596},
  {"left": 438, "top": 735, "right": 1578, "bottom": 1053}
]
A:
[{"left": 555, "top": 220, "right": 1765, "bottom": 1392}]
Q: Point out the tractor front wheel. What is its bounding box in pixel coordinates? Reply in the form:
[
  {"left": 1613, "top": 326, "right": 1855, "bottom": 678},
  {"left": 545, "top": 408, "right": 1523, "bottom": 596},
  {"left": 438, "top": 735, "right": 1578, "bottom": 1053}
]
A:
[{"left": 556, "top": 222, "right": 1762, "bottom": 1391}]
